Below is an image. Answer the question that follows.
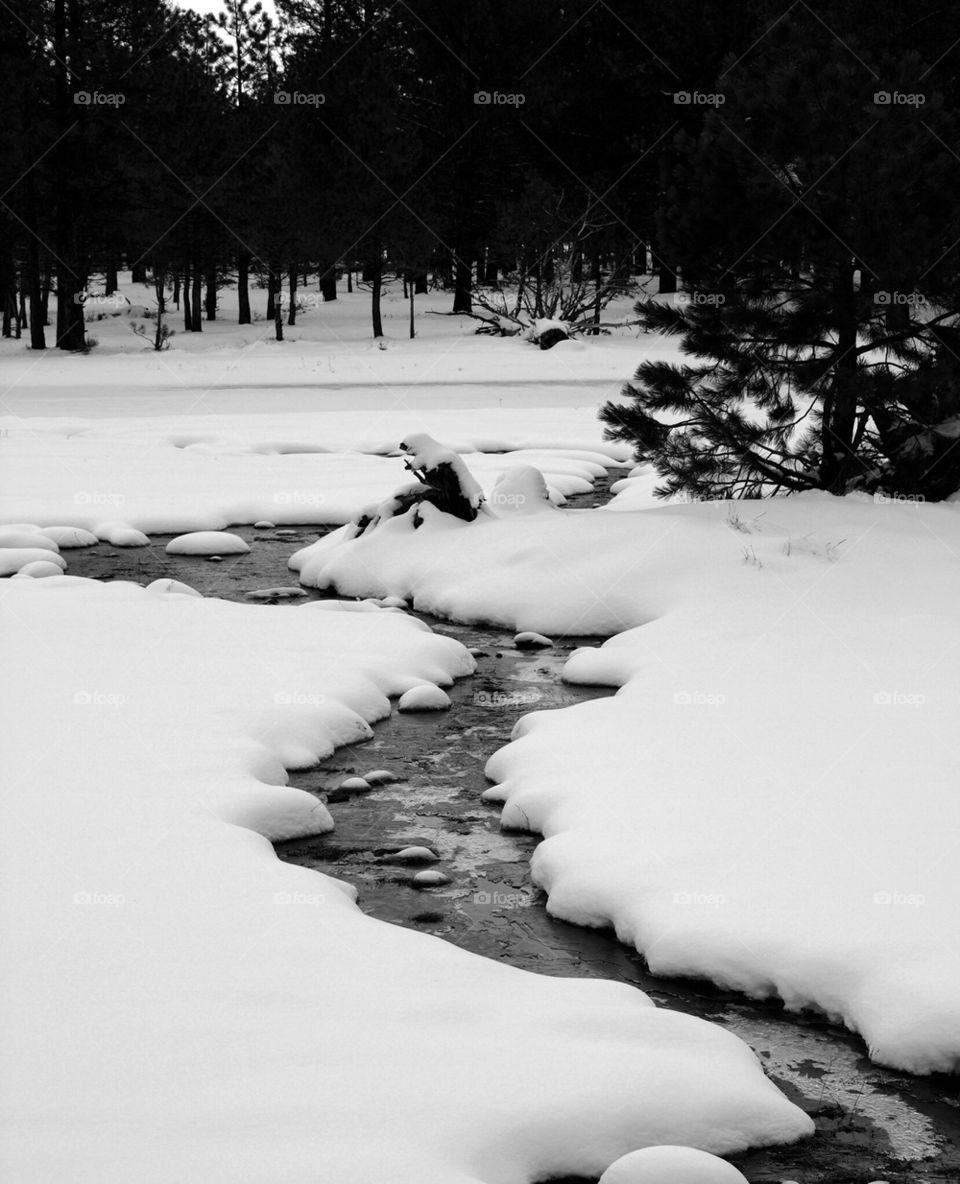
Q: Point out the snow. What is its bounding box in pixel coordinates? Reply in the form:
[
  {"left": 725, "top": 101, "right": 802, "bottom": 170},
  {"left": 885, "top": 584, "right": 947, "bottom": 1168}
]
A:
[
  {"left": 165, "top": 530, "right": 250, "bottom": 555},
  {"left": 38, "top": 525, "right": 100, "bottom": 548},
  {"left": 0, "top": 547, "right": 67, "bottom": 575},
  {"left": 0, "top": 575, "right": 812, "bottom": 1182},
  {"left": 599, "top": 1146, "right": 749, "bottom": 1184},
  {"left": 0, "top": 529, "right": 59, "bottom": 551},
  {"left": 14, "top": 559, "right": 67, "bottom": 578},
  {"left": 296, "top": 480, "right": 960, "bottom": 1073},
  {"left": 412, "top": 869, "right": 452, "bottom": 887},
  {"left": 338, "top": 776, "right": 371, "bottom": 791},
  {"left": 94, "top": 521, "right": 150, "bottom": 546},
  {"left": 398, "top": 683, "right": 452, "bottom": 711},
  {"left": 393, "top": 846, "right": 440, "bottom": 863},
  {"left": 515, "top": 630, "right": 553, "bottom": 648}
]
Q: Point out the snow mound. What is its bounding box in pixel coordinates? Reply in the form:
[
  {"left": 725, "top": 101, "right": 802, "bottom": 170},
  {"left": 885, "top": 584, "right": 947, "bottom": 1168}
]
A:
[
  {"left": 413, "top": 869, "right": 451, "bottom": 887},
  {"left": 15, "top": 560, "right": 67, "bottom": 578},
  {"left": 398, "top": 684, "right": 451, "bottom": 711},
  {"left": 253, "top": 520, "right": 276, "bottom": 529},
  {"left": 145, "top": 578, "right": 202, "bottom": 598},
  {"left": 94, "top": 521, "right": 150, "bottom": 546},
  {"left": 489, "top": 465, "right": 555, "bottom": 515},
  {"left": 0, "top": 529, "right": 59, "bottom": 552},
  {"left": 338, "top": 776, "right": 370, "bottom": 792},
  {"left": 392, "top": 847, "right": 439, "bottom": 864},
  {"left": 166, "top": 531, "right": 249, "bottom": 556},
  {"left": 245, "top": 587, "right": 308, "bottom": 601},
  {"left": 38, "top": 526, "right": 100, "bottom": 548},
  {"left": 515, "top": 631, "right": 553, "bottom": 648},
  {"left": 599, "top": 1146, "right": 749, "bottom": 1184},
  {"left": 0, "top": 549, "right": 67, "bottom": 576},
  {"left": 364, "top": 768, "right": 399, "bottom": 784}
]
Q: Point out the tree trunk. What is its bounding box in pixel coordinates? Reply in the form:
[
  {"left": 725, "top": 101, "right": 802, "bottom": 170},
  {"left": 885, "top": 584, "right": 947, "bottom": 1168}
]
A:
[
  {"left": 105, "top": 260, "right": 118, "bottom": 295},
  {"left": 204, "top": 266, "right": 217, "bottom": 320},
  {"left": 190, "top": 267, "right": 203, "bottom": 331},
  {"left": 131, "top": 261, "right": 147, "bottom": 284},
  {"left": 452, "top": 248, "right": 472, "bottom": 313},
  {"left": 274, "top": 267, "right": 284, "bottom": 341},
  {"left": 371, "top": 246, "right": 383, "bottom": 338},
  {"left": 346, "top": 269, "right": 353, "bottom": 293},
  {"left": 409, "top": 281, "right": 415, "bottom": 339},
  {"left": 414, "top": 272, "right": 427, "bottom": 295},
  {"left": 183, "top": 264, "right": 192, "bottom": 330},
  {"left": 237, "top": 251, "right": 251, "bottom": 323},
  {"left": 821, "top": 265, "right": 861, "bottom": 494},
  {"left": 53, "top": 0, "right": 85, "bottom": 351},
  {"left": 287, "top": 264, "right": 297, "bottom": 325},
  {"left": 266, "top": 262, "right": 278, "bottom": 320},
  {"left": 172, "top": 272, "right": 180, "bottom": 308},
  {"left": 319, "top": 265, "right": 337, "bottom": 301},
  {"left": 653, "top": 245, "right": 677, "bottom": 294}
]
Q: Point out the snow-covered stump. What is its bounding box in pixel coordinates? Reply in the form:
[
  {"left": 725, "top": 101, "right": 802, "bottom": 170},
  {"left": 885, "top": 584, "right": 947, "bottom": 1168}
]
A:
[{"left": 353, "top": 433, "right": 485, "bottom": 537}]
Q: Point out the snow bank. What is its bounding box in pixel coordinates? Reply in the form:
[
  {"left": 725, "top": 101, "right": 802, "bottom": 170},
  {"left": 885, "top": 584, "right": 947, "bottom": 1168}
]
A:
[
  {"left": 295, "top": 486, "right": 960, "bottom": 1072},
  {"left": 0, "top": 412, "right": 623, "bottom": 531},
  {"left": 0, "top": 576, "right": 811, "bottom": 1183}
]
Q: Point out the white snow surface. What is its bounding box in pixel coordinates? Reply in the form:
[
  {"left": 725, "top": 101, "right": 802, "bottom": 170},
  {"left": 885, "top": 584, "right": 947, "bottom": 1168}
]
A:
[
  {"left": 599, "top": 1145, "right": 750, "bottom": 1184},
  {"left": 165, "top": 529, "right": 250, "bottom": 555},
  {"left": 295, "top": 487, "right": 960, "bottom": 1073},
  {"left": 0, "top": 576, "right": 812, "bottom": 1183}
]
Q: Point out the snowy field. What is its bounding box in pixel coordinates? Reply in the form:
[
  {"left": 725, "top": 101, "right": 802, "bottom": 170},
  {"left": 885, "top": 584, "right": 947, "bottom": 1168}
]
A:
[{"left": 2, "top": 277, "right": 956, "bottom": 1181}]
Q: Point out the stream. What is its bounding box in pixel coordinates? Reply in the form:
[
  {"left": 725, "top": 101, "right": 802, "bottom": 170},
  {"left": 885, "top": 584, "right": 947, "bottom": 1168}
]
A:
[{"left": 64, "top": 514, "right": 960, "bottom": 1184}]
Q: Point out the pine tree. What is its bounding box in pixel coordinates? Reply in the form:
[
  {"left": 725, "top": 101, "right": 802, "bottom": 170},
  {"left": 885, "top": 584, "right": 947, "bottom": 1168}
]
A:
[{"left": 602, "top": 15, "right": 960, "bottom": 500}]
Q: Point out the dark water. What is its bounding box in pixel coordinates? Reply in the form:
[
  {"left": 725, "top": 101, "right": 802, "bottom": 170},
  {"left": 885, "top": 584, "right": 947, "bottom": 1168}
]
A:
[{"left": 63, "top": 524, "right": 960, "bottom": 1184}]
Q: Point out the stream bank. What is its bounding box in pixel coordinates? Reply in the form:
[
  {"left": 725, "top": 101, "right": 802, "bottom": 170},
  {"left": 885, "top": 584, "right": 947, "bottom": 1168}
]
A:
[{"left": 62, "top": 523, "right": 960, "bottom": 1183}]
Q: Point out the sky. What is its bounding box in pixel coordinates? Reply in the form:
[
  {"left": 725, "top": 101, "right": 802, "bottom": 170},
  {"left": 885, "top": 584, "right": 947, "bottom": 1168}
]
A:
[{"left": 171, "top": 1, "right": 279, "bottom": 18}]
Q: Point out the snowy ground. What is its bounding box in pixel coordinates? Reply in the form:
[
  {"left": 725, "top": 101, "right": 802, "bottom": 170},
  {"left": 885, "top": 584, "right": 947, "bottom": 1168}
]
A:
[{"left": 3, "top": 274, "right": 954, "bottom": 1182}]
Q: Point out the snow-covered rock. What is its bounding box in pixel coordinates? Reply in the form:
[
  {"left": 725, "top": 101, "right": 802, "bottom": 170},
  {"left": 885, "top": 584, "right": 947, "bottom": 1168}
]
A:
[
  {"left": 0, "top": 548, "right": 67, "bottom": 576},
  {"left": 0, "top": 529, "right": 59, "bottom": 552},
  {"left": 338, "top": 776, "right": 370, "bottom": 792},
  {"left": 38, "top": 526, "right": 100, "bottom": 548},
  {"left": 392, "top": 847, "right": 439, "bottom": 864},
  {"left": 364, "top": 769, "right": 399, "bottom": 785},
  {"left": 145, "top": 578, "right": 202, "bottom": 598},
  {"left": 599, "top": 1146, "right": 749, "bottom": 1184},
  {"left": 245, "top": 587, "right": 308, "bottom": 601},
  {"left": 488, "top": 465, "right": 555, "bottom": 515},
  {"left": 94, "top": 521, "right": 150, "bottom": 546},
  {"left": 15, "top": 560, "right": 67, "bottom": 578},
  {"left": 412, "top": 869, "right": 451, "bottom": 887},
  {"left": 254, "top": 520, "right": 276, "bottom": 529},
  {"left": 166, "top": 531, "right": 249, "bottom": 556},
  {"left": 515, "top": 630, "right": 553, "bottom": 648},
  {"left": 398, "top": 684, "right": 451, "bottom": 712}
]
